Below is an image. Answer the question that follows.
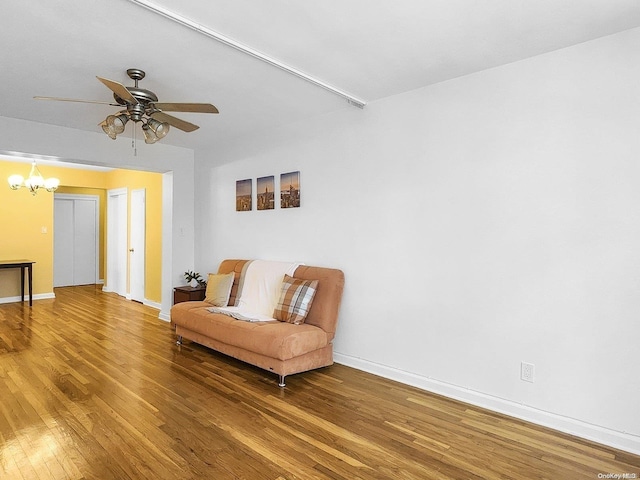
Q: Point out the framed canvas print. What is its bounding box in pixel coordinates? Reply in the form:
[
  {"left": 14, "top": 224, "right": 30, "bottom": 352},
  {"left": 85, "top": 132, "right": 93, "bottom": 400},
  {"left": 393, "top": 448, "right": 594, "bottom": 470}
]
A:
[
  {"left": 280, "top": 171, "right": 300, "bottom": 208},
  {"left": 257, "top": 175, "right": 275, "bottom": 210},
  {"left": 236, "top": 178, "right": 252, "bottom": 211}
]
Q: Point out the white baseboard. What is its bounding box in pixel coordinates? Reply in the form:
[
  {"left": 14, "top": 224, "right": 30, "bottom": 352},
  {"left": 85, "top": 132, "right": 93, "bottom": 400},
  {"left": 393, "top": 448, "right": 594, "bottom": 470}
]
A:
[
  {"left": 333, "top": 352, "right": 640, "bottom": 456},
  {"left": 158, "top": 311, "right": 171, "bottom": 322},
  {"left": 143, "top": 298, "right": 162, "bottom": 311},
  {"left": 0, "top": 292, "right": 56, "bottom": 304}
]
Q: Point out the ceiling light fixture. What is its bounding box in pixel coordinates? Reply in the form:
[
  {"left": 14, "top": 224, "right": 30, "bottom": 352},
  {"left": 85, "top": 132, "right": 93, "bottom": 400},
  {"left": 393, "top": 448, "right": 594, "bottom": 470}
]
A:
[
  {"left": 100, "top": 112, "right": 169, "bottom": 144},
  {"left": 8, "top": 161, "right": 60, "bottom": 195},
  {"left": 97, "top": 75, "right": 172, "bottom": 143},
  {"left": 126, "top": 0, "right": 367, "bottom": 109}
]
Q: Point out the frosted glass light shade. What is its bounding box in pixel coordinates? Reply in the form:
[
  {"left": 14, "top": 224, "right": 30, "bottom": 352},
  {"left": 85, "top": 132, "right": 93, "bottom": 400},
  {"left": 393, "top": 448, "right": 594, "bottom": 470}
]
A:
[
  {"left": 7, "top": 162, "right": 59, "bottom": 195},
  {"left": 44, "top": 178, "right": 60, "bottom": 192},
  {"left": 142, "top": 124, "right": 159, "bottom": 144},
  {"left": 8, "top": 174, "right": 24, "bottom": 189},
  {"left": 101, "top": 121, "right": 118, "bottom": 140},
  {"left": 106, "top": 113, "right": 128, "bottom": 134},
  {"left": 147, "top": 118, "right": 169, "bottom": 139}
]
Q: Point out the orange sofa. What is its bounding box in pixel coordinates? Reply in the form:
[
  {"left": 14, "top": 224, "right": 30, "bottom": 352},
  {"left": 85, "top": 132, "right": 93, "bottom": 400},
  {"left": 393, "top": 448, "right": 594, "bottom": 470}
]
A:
[{"left": 170, "top": 259, "right": 345, "bottom": 386}]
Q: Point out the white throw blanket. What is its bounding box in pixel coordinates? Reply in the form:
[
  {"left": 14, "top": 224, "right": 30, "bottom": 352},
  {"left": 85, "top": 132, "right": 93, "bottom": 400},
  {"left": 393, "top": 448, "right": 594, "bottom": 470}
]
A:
[{"left": 208, "top": 260, "right": 301, "bottom": 322}]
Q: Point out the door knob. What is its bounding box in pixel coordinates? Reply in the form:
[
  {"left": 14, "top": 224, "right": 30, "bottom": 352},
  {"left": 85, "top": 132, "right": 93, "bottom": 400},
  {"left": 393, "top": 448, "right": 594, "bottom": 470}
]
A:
[{"left": 129, "top": 248, "right": 134, "bottom": 252}]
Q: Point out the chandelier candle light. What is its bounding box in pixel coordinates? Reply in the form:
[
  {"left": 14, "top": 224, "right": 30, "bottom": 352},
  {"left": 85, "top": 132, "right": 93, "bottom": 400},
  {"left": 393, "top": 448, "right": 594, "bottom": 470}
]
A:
[{"left": 8, "top": 161, "right": 60, "bottom": 195}]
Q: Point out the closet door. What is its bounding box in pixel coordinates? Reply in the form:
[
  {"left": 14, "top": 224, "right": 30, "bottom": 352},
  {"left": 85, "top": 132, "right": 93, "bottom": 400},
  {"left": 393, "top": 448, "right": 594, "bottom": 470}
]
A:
[
  {"left": 53, "top": 199, "right": 74, "bottom": 287},
  {"left": 73, "top": 199, "right": 97, "bottom": 285},
  {"left": 54, "top": 195, "right": 99, "bottom": 287}
]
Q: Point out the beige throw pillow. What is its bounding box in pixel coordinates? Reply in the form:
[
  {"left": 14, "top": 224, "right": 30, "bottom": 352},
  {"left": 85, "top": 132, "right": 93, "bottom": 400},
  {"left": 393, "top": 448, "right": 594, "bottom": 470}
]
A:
[{"left": 204, "top": 272, "right": 235, "bottom": 306}]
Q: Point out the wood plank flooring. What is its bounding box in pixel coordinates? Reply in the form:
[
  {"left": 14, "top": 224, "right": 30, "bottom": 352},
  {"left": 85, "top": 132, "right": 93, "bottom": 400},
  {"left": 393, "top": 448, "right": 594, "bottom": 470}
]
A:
[{"left": 0, "top": 285, "right": 638, "bottom": 479}]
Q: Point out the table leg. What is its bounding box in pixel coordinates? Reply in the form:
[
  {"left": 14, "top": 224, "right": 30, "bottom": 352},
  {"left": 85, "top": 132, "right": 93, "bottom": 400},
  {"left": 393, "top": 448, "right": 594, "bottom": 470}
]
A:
[
  {"left": 28, "top": 264, "right": 33, "bottom": 307},
  {"left": 20, "top": 266, "right": 25, "bottom": 303}
]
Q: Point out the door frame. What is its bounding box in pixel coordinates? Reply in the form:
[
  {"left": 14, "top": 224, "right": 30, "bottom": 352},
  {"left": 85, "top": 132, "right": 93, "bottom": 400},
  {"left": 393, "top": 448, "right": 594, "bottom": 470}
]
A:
[
  {"left": 129, "top": 188, "right": 145, "bottom": 303},
  {"left": 53, "top": 193, "right": 100, "bottom": 285}
]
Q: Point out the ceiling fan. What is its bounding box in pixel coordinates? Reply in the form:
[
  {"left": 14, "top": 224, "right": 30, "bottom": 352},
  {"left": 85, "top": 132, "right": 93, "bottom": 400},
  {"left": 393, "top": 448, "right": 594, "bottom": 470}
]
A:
[{"left": 35, "top": 68, "right": 219, "bottom": 143}]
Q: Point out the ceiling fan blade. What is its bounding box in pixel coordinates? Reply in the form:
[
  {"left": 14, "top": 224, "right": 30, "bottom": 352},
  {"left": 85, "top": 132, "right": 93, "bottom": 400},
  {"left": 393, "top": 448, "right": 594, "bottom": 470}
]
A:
[
  {"left": 151, "top": 111, "right": 199, "bottom": 132},
  {"left": 152, "top": 102, "right": 219, "bottom": 114},
  {"left": 96, "top": 76, "right": 139, "bottom": 104},
  {"left": 34, "top": 96, "right": 120, "bottom": 106}
]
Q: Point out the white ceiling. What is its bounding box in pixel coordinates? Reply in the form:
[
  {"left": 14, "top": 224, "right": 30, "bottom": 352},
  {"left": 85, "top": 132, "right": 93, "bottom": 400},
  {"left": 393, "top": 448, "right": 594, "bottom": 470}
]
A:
[{"left": 2, "top": 0, "right": 640, "bottom": 154}]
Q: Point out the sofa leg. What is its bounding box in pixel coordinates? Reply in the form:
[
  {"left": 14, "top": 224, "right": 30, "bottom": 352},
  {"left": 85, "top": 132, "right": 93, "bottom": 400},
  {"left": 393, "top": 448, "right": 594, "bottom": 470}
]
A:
[
  {"left": 176, "top": 335, "right": 183, "bottom": 346},
  {"left": 278, "top": 375, "right": 286, "bottom": 388}
]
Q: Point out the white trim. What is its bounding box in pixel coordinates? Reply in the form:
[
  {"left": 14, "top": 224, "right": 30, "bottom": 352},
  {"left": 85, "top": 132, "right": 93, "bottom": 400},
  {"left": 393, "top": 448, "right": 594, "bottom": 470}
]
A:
[
  {"left": 125, "top": 0, "right": 366, "bottom": 109},
  {"left": 0, "top": 292, "right": 56, "bottom": 304},
  {"left": 160, "top": 172, "right": 173, "bottom": 324},
  {"left": 158, "top": 311, "right": 170, "bottom": 322},
  {"left": 0, "top": 151, "right": 114, "bottom": 171},
  {"left": 106, "top": 188, "right": 128, "bottom": 297},
  {"left": 143, "top": 298, "right": 161, "bottom": 311},
  {"left": 333, "top": 352, "right": 640, "bottom": 456},
  {"left": 130, "top": 188, "right": 146, "bottom": 303}
]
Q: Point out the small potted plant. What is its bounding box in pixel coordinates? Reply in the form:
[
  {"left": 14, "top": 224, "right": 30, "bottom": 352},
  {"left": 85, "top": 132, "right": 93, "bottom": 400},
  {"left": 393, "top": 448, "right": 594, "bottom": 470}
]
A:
[{"left": 184, "top": 270, "right": 207, "bottom": 288}]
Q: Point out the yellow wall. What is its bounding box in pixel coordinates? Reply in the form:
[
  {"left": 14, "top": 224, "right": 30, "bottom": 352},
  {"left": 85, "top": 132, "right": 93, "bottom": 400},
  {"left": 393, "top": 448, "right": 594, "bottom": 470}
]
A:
[
  {"left": 0, "top": 161, "right": 55, "bottom": 298},
  {"left": 0, "top": 159, "right": 163, "bottom": 303}
]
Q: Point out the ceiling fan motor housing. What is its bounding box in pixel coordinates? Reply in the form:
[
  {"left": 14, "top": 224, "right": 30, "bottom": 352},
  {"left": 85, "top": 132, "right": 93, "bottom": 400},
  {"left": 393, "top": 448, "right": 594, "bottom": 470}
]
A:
[{"left": 109, "top": 69, "right": 159, "bottom": 121}]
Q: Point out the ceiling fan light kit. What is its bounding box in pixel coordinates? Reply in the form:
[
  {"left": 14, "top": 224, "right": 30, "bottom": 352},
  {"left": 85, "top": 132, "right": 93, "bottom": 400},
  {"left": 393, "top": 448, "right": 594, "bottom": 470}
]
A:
[
  {"left": 37, "top": 68, "right": 218, "bottom": 144},
  {"left": 101, "top": 113, "right": 129, "bottom": 139},
  {"left": 142, "top": 119, "right": 169, "bottom": 144}
]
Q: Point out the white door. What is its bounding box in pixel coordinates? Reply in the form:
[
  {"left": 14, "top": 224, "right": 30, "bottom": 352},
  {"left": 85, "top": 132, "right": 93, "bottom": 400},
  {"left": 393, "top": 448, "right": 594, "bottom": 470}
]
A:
[
  {"left": 54, "top": 199, "right": 74, "bottom": 287},
  {"left": 73, "top": 199, "right": 98, "bottom": 284},
  {"left": 54, "top": 195, "right": 99, "bottom": 287},
  {"left": 130, "top": 189, "right": 145, "bottom": 303},
  {"left": 106, "top": 188, "right": 128, "bottom": 297}
]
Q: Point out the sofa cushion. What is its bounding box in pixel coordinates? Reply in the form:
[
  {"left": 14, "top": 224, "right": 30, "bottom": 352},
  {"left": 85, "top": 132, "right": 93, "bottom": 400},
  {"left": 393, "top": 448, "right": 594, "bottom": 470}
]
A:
[
  {"left": 204, "top": 272, "right": 235, "bottom": 306},
  {"left": 273, "top": 274, "right": 318, "bottom": 324},
  {"left": 216, "top": 259, "right": 250, "bottom": 306},
  {"left": 171, "top": 303, "right": 329, "bottom": 361}
]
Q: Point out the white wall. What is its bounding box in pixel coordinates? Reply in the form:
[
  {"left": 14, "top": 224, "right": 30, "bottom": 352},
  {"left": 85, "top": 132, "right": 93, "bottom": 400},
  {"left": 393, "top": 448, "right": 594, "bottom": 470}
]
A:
[
  {"left": 0, "top": 117, "right": 195, "bottom": 319},
  {"left": 195, "top": 27, "right": 640, "bottom": 453}
]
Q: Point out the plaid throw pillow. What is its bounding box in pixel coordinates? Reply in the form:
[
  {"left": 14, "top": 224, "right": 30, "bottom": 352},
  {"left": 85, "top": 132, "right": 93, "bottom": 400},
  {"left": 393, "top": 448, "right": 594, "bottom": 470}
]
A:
[{"left": 273, "top": 275, "right": 319, "bottom": 324}]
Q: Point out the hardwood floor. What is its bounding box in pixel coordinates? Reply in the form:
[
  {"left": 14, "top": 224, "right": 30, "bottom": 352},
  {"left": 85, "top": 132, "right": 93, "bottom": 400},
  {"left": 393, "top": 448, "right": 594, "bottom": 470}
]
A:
[{"left": 0, "top": 286, "right": 638, "bottom": 479}]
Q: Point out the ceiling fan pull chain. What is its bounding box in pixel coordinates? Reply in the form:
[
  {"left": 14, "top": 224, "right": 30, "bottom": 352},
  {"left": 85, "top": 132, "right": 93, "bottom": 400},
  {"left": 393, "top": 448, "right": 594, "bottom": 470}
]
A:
[{"left": 132, "top": 120, "right": 137, "bottom": 157}]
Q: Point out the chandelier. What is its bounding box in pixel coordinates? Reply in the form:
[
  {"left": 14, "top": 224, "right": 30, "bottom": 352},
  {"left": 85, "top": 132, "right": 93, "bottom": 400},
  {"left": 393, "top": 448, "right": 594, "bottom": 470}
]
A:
[{"left": 8, "top": 161, "right": 60, "bottom": 195}]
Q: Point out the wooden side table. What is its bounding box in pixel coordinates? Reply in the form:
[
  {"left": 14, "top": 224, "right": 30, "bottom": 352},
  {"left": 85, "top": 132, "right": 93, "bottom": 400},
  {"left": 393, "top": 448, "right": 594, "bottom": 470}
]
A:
[
  {"left": 0, "top": 259, "right": 35, "bottom": 306},
  {"left": 173, "top": 285, "right": 206, "bottom": 304}
]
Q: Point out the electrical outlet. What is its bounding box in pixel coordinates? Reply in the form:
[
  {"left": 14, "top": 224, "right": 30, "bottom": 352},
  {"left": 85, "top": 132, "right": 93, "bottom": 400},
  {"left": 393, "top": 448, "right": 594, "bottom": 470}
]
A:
[{"left": 521, "top": 362, "right": 535, "bottom": 383}]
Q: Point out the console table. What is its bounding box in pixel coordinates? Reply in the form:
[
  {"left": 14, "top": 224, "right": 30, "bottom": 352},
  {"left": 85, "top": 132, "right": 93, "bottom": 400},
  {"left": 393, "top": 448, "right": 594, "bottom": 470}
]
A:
[{"left": 0, "top": 260, "right": 35, "bottom": 306}]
